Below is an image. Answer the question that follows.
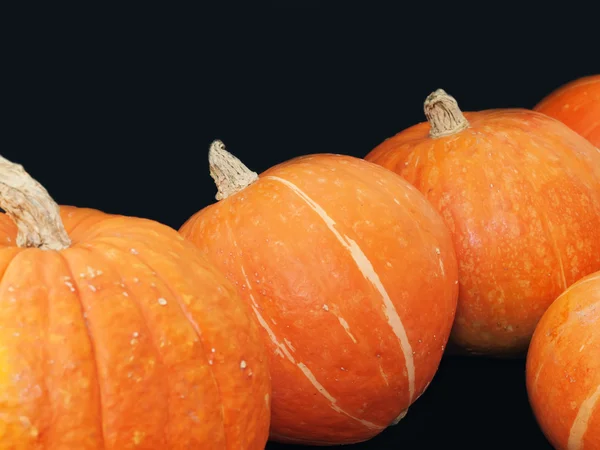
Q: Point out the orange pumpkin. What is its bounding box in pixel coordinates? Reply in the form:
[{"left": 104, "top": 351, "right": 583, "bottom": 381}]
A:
[
  {"left": 0, "top": 155, "right": 270, "bottom": 449},
  {"left": 179, "top": 140, "right": 459, "bottom": 445},
  {"left": 534, "top": 75, "right": 600, "bottom": 147},
  {"left": 365, "top": 89, "right": 600, "bottom": 357},
  {"left": 526, "top": 270, "right": 600, "bottom": 450}
]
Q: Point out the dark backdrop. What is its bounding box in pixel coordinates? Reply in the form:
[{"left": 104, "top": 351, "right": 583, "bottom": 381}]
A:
[{"left": 2, "top": 7, "right": 598, "bottom": 450}]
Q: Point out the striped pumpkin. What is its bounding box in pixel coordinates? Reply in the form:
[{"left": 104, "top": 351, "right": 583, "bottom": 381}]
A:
[
  {"left": 179, "top": 140, "right": 459, "bottom": 445},
  {"left": 526, "top": 270, "right": 600, "bottom": 450}
]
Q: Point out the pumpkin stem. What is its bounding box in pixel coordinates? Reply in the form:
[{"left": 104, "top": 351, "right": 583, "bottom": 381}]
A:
[
  {"left": 0, "top": 155, "right": 71, "bottom": 250},
  {"left": 208, "top": 140, "right": 259, "bottom": 200},
  {"left": 424, "top": 89, "right": 469, "bottom": 138}
]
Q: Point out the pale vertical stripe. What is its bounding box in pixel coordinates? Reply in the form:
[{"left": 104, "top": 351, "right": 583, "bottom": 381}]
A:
[
  {"left": 239, "top": 264, "right": 383, "bottom": 430},
  {"left": 265, "top": 175, "right": 416, "bottom": 402},
  {"left": 568, "top": 382, "right": 600, "bottom": 450}
]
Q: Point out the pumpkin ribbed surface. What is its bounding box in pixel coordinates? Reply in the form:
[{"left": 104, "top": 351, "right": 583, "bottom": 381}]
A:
[
  {"left": 180, "top": 147, "right": 458, "bottom": 445},
  {"left": 0, "top": 205, "right": 271, "bottom": 449},
  {"left": 365, "top": 90, "right": 600, "bottom": 356},
  {"left": 535, "top": 75, "right": 600, "bottom": 148}
]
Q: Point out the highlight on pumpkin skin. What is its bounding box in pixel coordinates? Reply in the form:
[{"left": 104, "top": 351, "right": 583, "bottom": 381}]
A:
[
  {"left": 180, "top": 141, "right": 459, "bottom": 445},
  {"left": 0, "top": 153, "right": 272, "bottom": 449},
  {"left": 364, "top": 88, "right": 600, "bottom": 358}
]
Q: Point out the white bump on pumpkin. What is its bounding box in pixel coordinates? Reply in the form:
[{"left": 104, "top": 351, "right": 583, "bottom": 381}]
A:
[
  {"left": 240, "top": 360, "right": 247, "bottom": 369},
  {"left": 19, "top": 416, "right": 38, "bottom": 438},
  {"left": 322, "top": 304, "right": 329, "bottom": 311},
  {"left": 88, "top": 285, "right": 97, "bottom": 292},
  {"left": 130, "top": 248, "right": 139, "bottom": 255},
  {"left": 157, "top": 297, "right": 167, "bottom": 306},
  {"left": 133, "top": 430, "right": 145, "bottom": 445}
]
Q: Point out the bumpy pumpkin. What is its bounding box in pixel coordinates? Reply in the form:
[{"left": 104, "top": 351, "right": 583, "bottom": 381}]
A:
[
  {"left": 0, "top": 155, "right": 270, "bottom": 449},
  {"left": 365, "top": 89, "right": 600, "bottom": 357},
  {"left": 526, "top": 270, "right": 600, "bottom": 450},
  {"left": 534, "top": 75, "right": 600, "bottom": 147},
  {"left": 179, "top": 140, "right": 459, "bottom": 445}
]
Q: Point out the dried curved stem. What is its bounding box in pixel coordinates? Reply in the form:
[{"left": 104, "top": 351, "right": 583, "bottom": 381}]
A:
[
  {"left": 424, "top": 89, "right": 470, "bottom": 138},
  {"left": 0, "top": 155, "right": 71, "bottom": 250},
  {"left": 208, "top": 140, "right": 259, "bottom": 200}
]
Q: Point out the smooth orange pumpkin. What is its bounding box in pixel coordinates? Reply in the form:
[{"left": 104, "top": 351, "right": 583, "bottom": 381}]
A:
[
  {"left": 0, "top": 155, "right": 270, "bottom": 449},
  {"left": 526, "top": 270, "right": 600, "bottom": 450},
  {"left": 365, "top": 89, "right": 600, "bottom": 357},
  {"left": 534, "top": 75, "right": 600, "bottom": 147},
  {"left": 179, "top": 140, "right": 459, "bottom": 445}
]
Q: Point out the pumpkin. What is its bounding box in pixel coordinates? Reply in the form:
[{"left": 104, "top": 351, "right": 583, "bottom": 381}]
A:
[
  {"left": 364, "top": 89, "right": 600, "bottom": 357},
  {"left": 179, "top": 140, "right": 459, "bottom": 445},
  {"left": 526, "top": 270, "right": 600, "bottom": 450},
  {"left": 534, "top": 75, "right": 600, "bottom": 148},
  {"left": 0, "top": 155, "right": 271, "bottom": 449}
]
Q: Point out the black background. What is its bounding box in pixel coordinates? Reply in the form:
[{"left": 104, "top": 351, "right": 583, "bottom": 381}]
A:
[{"left": 2, "top": 5, "right": 598, "bottom": 450}]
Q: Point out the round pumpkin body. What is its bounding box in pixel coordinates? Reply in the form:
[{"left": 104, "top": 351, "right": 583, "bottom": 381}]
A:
[
  {"left": 365, "top": 89, "right": 600, "bottom": 357},
  {"left": 0, "top": 157, "right": 271, "bottom": 449},
  {"left": 526, "top": 271, "right": 600, "bottom": 450},
  {"left": 180, "top": 143, "right": 459, "bottom": 445},
  {"left": 534, "top": 75, "right": 600, "bottom": 147}
]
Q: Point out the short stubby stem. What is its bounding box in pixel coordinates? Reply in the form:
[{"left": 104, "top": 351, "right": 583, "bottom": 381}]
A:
[
  {"left": 208, "top": 140, "right": 259, "bottom": 200},
  {"left": 0, "top": 155, "right": 71, "bottom": 250},
  {"left": 424, "top": 89, "right": 470, "bottom": 138}
]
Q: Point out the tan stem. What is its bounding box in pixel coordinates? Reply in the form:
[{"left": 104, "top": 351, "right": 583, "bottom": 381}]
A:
[
  {"left": 424, "top": 89, "right": 469, "bottom": 138},
  {"left": 208, "top": 140, "right": 259, "bottom": 200},
  {"left": 0, "top": 155, "right": 71, "bottom": 250}
]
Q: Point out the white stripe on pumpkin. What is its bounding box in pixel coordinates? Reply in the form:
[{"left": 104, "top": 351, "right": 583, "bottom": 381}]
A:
[{"left": 265, "top": 175, "right": 416, "bottom": 403}]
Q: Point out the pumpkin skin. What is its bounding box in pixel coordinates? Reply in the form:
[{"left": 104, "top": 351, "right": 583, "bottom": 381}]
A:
[
  {"left": 179, "top": 141, "right": 459, "bottom": 445},
  {"left": 0, "top": 157, "right": 271, "bottom": 449},
  {"left": 365, "top": 89, "right": 600, "bottom": 357},
  {"left": 534, "top": 75, "right": 600, "bottom": 148},
  {"left": 526, "top": 270, "right": 600, "bottom": 450}
]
